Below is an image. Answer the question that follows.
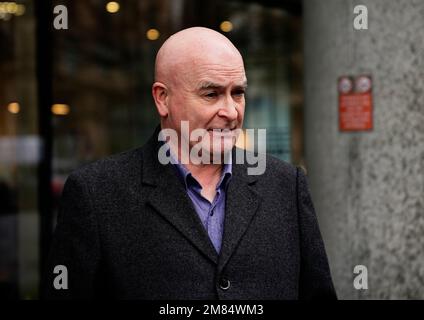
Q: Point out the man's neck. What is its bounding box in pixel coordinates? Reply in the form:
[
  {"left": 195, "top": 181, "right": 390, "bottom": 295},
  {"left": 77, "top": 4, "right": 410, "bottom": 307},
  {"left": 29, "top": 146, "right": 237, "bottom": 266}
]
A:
[
  {"left": 162, "top": 129, "right": 227, "bottom": 201},
  {"left": 174, "top": 147, "right": 224, "bottom": 202},
  {"left": 186, "top": 161, "right": 222, "bottom": 182},
  {"left": 185, "top": 162, "right": 223, "bottom": 203}
]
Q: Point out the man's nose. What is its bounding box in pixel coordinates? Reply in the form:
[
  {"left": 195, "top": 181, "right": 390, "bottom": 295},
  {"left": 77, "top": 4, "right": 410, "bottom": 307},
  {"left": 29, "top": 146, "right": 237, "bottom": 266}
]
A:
[{"left": 218, "top": 95, "right": 239, "bottom": 121}]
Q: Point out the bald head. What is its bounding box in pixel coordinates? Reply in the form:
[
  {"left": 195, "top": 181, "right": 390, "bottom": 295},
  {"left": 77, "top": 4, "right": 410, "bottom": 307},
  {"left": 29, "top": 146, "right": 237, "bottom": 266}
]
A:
[
  {"left": 154, "top": 27, "right": 244, "bottom": 86},
  {"left": 152, "top": 27, "right": 247, "bottom": 147}
]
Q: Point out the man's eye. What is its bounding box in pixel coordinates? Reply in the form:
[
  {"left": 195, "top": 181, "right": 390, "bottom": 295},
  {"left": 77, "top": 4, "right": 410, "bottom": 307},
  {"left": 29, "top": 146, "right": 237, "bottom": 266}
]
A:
[
  {"left": 205, "top": 92, "right": 218, "bottom": 98},
  {"left": 232, "top": 90, "right": 245, "bottom": 96}
]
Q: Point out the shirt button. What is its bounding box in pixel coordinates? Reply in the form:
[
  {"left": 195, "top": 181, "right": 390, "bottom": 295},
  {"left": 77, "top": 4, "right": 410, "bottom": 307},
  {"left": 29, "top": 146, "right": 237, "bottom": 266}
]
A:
[{"left": 219, "top": 278, "right": 230, "bottom": 291}]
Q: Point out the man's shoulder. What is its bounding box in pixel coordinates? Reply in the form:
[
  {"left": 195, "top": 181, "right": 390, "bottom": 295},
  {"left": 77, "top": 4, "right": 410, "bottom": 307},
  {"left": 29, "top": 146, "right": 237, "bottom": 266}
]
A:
[
  {"left": 239, "top": 152, "right": 305, "bottom": 204},
  {"left": 67, "top": 146, "right": 144, "bottom": 184},
  {"left": 239, "top": 149, "right": 299, "bottom": 180},
  {"left": 265, "top": 153, "right": 298, "bottom": 175},
  {"left": 262, "top": 153, "right": 300, "bottom": 188}
]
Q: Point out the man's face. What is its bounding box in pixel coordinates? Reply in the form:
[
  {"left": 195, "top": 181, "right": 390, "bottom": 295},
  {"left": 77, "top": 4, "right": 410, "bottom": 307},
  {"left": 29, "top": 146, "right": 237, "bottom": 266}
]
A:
[{"left": 166, "top": 54, "right": 247, "bottom": 158}]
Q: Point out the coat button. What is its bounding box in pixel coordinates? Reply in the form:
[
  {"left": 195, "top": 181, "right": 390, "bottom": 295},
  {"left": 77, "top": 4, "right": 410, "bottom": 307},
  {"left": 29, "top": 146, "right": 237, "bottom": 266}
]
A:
[{"left": 219, "top": 278, "right": 230, "bottom": 290}]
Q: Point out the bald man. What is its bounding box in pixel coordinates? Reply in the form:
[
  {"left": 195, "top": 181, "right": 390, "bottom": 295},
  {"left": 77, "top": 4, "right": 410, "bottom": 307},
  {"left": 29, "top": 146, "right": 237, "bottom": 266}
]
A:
[{"left": 43, "top": 27, "right": 336, "bottom": 300}]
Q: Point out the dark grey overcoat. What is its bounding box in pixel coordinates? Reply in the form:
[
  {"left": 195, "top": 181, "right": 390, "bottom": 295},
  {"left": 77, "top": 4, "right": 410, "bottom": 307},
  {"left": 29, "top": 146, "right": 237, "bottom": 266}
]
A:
[{"left": 43, "top": 127, "right": 337, "bottom": 300}]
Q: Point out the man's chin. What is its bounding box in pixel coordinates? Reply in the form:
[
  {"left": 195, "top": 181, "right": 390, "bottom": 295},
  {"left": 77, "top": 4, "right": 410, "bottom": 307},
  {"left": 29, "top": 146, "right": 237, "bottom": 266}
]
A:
[
  {"left": 207, "top": 146, "right": 234, "bottom": 164},
  {"left": 187, "top": 134, "right": 237, "bottom": 164},
  {"left": 188, "top": 145, "right": 232, "bottom": 165}
]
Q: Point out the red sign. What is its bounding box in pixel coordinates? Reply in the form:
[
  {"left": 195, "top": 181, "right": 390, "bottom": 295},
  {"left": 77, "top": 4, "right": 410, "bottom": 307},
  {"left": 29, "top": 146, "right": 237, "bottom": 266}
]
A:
[{"left": 338, "top": 75, "right": 373, "bottom": 131}]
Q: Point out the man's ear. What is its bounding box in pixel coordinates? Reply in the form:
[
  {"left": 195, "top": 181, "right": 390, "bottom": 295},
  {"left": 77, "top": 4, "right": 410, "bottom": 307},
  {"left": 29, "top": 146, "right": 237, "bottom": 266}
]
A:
[{"left": 152, "top": 82, "right": 169, "bottom": 117}]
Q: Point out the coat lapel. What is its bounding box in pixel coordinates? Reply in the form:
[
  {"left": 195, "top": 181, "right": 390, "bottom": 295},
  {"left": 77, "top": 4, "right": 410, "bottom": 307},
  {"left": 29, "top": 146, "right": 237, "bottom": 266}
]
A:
[
  {"left": 140, "top": 127, "right": 261, "bottom": 269},
  {"left": 141, "top": 128, "right": 219, "bottom": 265},
  {"left": 146, "top": 179, "right": 219, "bottom": 265},
  {"left": 217, "top": 158, "right": 261, "bottom": 272}
]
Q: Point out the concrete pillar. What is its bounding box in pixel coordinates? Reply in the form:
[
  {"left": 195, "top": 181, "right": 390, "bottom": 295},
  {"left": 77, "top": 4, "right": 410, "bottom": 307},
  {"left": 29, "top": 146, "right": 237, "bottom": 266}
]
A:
[{"left": 303, "top": 0, "right": 424, "bottom": 299}]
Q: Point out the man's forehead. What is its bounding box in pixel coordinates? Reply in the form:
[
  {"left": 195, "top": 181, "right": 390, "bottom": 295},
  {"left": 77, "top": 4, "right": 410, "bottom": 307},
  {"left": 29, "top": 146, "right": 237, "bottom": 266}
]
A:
[{"left": 188, "top": 62, "right": 246, "bottom": 81}]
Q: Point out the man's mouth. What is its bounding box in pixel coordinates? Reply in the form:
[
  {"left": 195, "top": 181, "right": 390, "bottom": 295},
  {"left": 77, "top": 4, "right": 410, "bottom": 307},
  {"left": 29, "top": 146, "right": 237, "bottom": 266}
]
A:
[
  {"left": 206, "top": 128, "right": 238, "bottom": 142},
  {"left": 207, "top": 127, "right": 236, "bottom": 132}
]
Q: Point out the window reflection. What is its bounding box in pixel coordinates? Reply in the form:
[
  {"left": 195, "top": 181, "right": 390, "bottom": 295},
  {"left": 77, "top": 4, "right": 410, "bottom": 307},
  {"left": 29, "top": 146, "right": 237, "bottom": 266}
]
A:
[{"left": 0, "top": 0, "right": 39, "bottom": 299}]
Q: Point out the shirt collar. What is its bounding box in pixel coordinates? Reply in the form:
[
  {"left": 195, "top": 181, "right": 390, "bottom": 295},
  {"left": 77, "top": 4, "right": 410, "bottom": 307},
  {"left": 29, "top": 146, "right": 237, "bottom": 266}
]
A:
[{"left": 170, "top": 148, "right": 233, "bottom": 192}]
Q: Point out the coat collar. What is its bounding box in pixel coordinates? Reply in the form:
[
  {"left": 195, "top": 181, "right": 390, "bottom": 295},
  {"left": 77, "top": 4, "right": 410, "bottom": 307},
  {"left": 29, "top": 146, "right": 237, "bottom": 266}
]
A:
[{"left": 141, "top": 125, "right": 261, "bottom": 267}]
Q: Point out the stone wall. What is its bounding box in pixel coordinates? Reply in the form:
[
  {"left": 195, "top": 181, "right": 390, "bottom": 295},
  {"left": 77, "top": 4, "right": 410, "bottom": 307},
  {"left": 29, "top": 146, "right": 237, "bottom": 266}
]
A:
[{"left": 303, "top": 0, "right": 424, "bottom": 299}]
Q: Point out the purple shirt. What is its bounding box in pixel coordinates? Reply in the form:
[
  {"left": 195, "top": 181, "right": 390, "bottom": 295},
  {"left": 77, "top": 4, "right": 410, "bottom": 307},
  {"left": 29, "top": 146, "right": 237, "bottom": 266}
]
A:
[{"left": 172, "top": 160, "right": 232, "bottom": 254}]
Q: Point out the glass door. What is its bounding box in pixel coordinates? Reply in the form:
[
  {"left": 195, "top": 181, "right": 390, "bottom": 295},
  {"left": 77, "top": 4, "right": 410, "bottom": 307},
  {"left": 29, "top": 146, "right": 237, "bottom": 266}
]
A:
[{"left": 0, "top": 0, "right": 39, "bottom": 299}]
